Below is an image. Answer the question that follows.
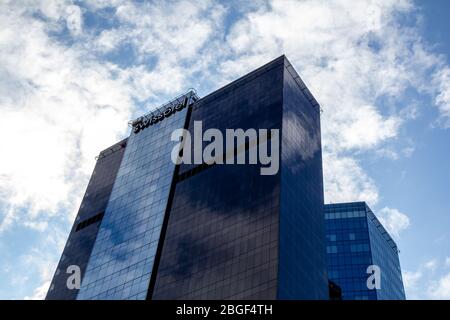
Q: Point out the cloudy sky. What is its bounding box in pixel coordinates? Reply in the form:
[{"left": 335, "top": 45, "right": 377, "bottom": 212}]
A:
[{"left": 0, "top": 0, "right": 449, "bottom": 299}]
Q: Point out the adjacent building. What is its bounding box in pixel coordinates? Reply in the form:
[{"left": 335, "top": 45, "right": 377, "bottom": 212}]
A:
[
  {"left": 325, "top": 202, "right": 406, "bottom": 300},
  {"left": 47, "top": 55, "right": 329, "bottom": 300}
]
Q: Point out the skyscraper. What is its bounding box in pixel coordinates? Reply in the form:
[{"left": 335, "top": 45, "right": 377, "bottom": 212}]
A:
[
  {"left": 151, "top": 56, "right": 327, "bottom": 300},
  {"left": 46, "top": 55, "right": 328, "bottom": 300},
  {"left": 325, "top": 202, "right": 406, "bottom": 300}
]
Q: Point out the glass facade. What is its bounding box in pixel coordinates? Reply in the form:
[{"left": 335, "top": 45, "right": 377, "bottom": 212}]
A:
[
  {"left": 47, "top": 56, "right": 358, "bottom": 300},
  {"left": 152, "top": 58, "right": 284, "bottom": 299},
  {"left": 77, "top": 94, "right": 194, "bottom": 300},
  {"left": 46, "top": 139, "right": 127, "bottom": 300},
  {"left": 278, "top": 59, "right": 328, "bottom": 299},
  {"left": 151, "top": 56, "right": 328, "bottom": 299},
  {"left": 367, "top": 208, "right": 406, "bottom": 300},
  {"left": 325, "top": 202, "right": 406, "bottom": 300}
]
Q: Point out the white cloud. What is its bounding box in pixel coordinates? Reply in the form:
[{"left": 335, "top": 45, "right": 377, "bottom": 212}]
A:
[
  {"left": 24, "top": 281, "right": 50, "bottom": 300},
  {"left": 375, "top": 145, "right": 414, "bottom": 160},
  {"left": 402, "top": 146, "right": 415, "bottom": 158},
  {"left": 0, "top": 225, "right": 68, "bottom": 299},
  {"left": 445, "top": 257, "right": 450, "bottom": 268},
  {"left": 283, "top": 111, "right": 321, "bottom": 166},
  {"left": 0, "top": 2, "right": 133, "bottom": 231},
  {"left": 36, "top": 0, "right": 68, "bottom": 21},
  {"left": 424, "top": 259, "right": 438, "bottom": 272},
  {"left": 403, "top": 259, "right": 450, "bottom": 299},
  {"left": 23, "top": 221, "right": 49, "bottom": 232},
  {"left": 112, "top": 0, "right": 225, "bottom": 62},
  {"left": 428, "top": 273, "right": 450, "bottom": 300},
  {"left": 377, "top": 207, "right": 411, "bottom": 239},
  {"left": 323, "top": 153, "right": 379, "bottom": 206},
  {"left": 375, "top": 148, "right": 400, "bottom": 160},
  {"left": 0, "top": 1, "right": 229, "bottom": 298},
  {"left": 402, "top": 258, "right": 450, "bottom": 300},
  {"left": 339, "top": 105, "right": 400, "bottom": 150},
  {"left": 433, "top": 67, "right": 450, "bottom": 128},
  {"left": 65, "top": 5, "right": 83, "bottom": 36},
  {"left": 403, "top": 269, "right": 422, "bottom": 287},
  {"left": 96, "top": 29, "right": 126, "bottom": 52},
  {"left": 21, "top": 226, "right": 67, "bottom": 300},
  {"left": 219, "top": 0, "right": 448, "bottom": 205}
]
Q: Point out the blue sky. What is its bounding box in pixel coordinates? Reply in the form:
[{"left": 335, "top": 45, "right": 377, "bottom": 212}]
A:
[{"left": 0, "top": 0, "right": 449, "bottom": 299}]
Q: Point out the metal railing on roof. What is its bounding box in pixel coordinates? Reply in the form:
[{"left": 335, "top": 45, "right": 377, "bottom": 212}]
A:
[
  {"left": 95, "top": 139, "right": 128, "bottom": 160},
  {"left": 366, "top": 208, "right": 399, "bottom": 253},
  {"left": 284, "top": 60, "right": 324, "bottom": 114}
]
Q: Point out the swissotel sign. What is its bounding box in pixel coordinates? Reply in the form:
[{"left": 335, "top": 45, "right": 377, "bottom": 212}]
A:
[{"left": 132, "top": 96, "right": 189, "bottom": 134}]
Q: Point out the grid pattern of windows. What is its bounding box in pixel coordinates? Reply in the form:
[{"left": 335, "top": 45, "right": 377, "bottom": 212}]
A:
[
  {"left": 367, "top": 208, "right": 406, "bottom": 299},
  {"left": 51, "top": 55, "right": 333, "bottom": 300},
  {"left": 46, "top": 140, "right": 127, "bottom": 300},
  {"left": 77, "top": 105, "right": 188, "bottom": 300},
  {"left": 278, "top": 59, "right": 328, "bottom": 299},
  {"left": 153, "top": 162, "right": 279, "bottom": 299},
  {"left": 152, "top": 57, "right": 284, "bottom": 299},
  {"left": 153, "top": 55, "right": 328, "bottom": 300},
  {"left": 325, "top": 202, "right": 405, "bottom": 300}
]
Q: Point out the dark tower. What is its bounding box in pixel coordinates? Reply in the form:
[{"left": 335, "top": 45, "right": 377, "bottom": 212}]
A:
[
  {"left": 48, "top": 56, "right": 328, "bottom": 300},
  {"left": 46, "top": 139, "right": 127, "bottom": 299}
]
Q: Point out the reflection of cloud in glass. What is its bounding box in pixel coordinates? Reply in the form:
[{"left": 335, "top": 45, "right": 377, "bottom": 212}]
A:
[
  {"left": 77, "top": 106, "right": 188, "bottom": 300},
  {"left": 154, "top": 164, "right": 279, "bottom": 299},
  {"left": 282, "top": 110, "right": 321, "bottom": 173}
]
